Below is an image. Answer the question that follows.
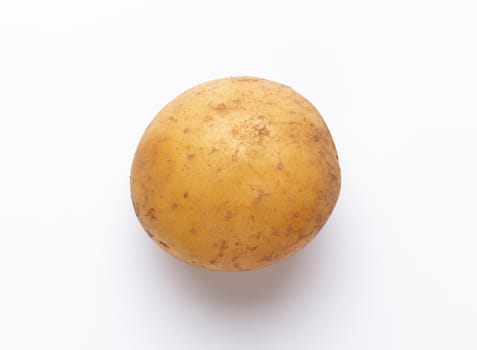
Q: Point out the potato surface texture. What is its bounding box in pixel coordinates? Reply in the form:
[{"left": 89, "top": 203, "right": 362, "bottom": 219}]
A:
[{"left": 130, "top": 77, "right": 340, "bottom": 271}]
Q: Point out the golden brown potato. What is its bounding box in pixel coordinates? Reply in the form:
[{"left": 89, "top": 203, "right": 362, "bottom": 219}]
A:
[{"left": 130, "top": 77, "right": 340, "bottom": 271}]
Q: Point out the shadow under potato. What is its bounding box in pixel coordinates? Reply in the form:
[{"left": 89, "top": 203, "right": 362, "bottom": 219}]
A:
[
  {"left": 146, "top": 234, "right": 331, "bottom": 314},
  {"left": 174, "top": 256, "right": 300, "bottom": 307}
]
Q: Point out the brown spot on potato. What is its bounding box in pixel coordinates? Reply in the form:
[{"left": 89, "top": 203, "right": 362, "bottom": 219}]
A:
[
  {"left": 156, "top": 137, "right": 171, "bottom": 144},
  {"left": 145, "top": 228, "right": 154, "bottom": 238},
  {"left": 299, "top": 229, "right": 312, "bottom": 240},
  {"left": 231, "top": 255, "right": 240, "bottom": 261},
  {"left": 258, "top": 126, "right": 270, "bottom": 136},
  {"left": 187, "top": 154, "right": 196, "bottom": 160},
  {"left": 158, "top": 240, "right": 169, "bottom": 248},
  {"left": 293, "top": 232, "right": 309, "bottom": 245},
  {"left": 183, "top": 128, "right": 190, "bottom": 133},
  {"left": 249, "top": 215, "right": 255, "bottom": 222},
  {"left": 189, "top": 228, "right": 197, "bottom": 235},
  {"left": 248, "top": 245, "right": 258, "bottom": 251},
  {"left": 203, "top": 115, "right": 214, "bottom": 122},
  {"left": 257, "top": 254, "right": 273, "bottom": 263},
  {"left": 146, "top": 208, "right": 157, "bottom": 220},
  {"left": 218, "top": 240, "right": 228, "bottom": 257},
  {"left": 214, "top": 103, "right": 226, "bottom": 111},
  {"left": 209, "top": 147, "right": 218, "bottom": 154},
  {"left": 236, "top": 77, "right": 258, "bottom": 82},
  {"left": 183, "top": 192, "right": 188, "bottom": 198},
  {"left": 209, "top": 259, "right": 217, "bottom": 265},
  {"left": 234, "top": 263, "right": 241, "bottom": 269},
  {"left": 294, "top": 98, "right": 304, "bottom": 107},
  {"left": 276, "top": 162, "right": 284, "bottom": 170},
  {"left": 171, "top": 203, "right": 178, "bottom": 209},
  {"left": 133, "top": 202, "right": 139, "bottom": 217},
  {"left": 224, "top": 211, "right": 232, "bottom": 220},
  {"left": 253, "top": 188, "right": 270, "bottom": 204},
  {"left": 293, "top": 212, "right": 300, "bottom": 218}
]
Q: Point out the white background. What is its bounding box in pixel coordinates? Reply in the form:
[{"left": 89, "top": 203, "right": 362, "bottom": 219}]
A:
[{"left": 1, "top": 1, "right": 476, "bottom": 349}]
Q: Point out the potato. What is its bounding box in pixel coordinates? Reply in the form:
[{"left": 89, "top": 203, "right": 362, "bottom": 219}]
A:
[{"left": 130, "top": 77, "right": 340, "bottom": 271}]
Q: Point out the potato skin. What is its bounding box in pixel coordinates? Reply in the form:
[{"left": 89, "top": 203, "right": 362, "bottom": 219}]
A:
[{"left": 130, "top": 77, "right": 340, "bottom": 271}]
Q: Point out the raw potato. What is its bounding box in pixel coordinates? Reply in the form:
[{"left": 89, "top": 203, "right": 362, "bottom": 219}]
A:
[{"left": 130, "top": 77, "right": 341, "bottom": 271}]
